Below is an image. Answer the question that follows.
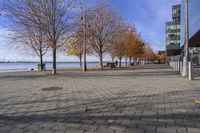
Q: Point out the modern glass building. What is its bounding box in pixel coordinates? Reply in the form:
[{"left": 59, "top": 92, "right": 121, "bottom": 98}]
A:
[
  {"left": 166, "top": 5, "right": 181, "bottom": 56},
  {"left": 181, "top": 0, "right": 200, "bottom": 47}
]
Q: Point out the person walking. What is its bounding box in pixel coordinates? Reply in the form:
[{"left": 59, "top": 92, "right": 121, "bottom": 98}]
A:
[{"left": 115, "top": 60, "right": 118, "bottom": 67}]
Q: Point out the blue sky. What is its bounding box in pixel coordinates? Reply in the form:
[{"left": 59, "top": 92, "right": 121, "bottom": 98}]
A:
[
  {"left": 0, "top": 0, "right": 180, "bottom": 62},
  {"left": 112, "top": 0, "right": 180, "bottom": 50}
]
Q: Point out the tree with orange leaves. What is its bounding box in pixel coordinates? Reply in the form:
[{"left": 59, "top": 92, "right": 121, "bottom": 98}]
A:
[
  {"left": 123, "top": 26, "right": 136, "bottom": 64},
  {"left": 109, "top": 20, "right": 128, "bottom": 68},
  {"left": 143, "top": 45, "right": 157, "bottom": 63},
  {"left": 123, "top": 26, "right": 145, "bottom": 65},
  {"left": 65, "top": 33, "right": 84, "bottom": 69},
  {"left": 158, "top": 54, "right": 167, "bottom": 63}
]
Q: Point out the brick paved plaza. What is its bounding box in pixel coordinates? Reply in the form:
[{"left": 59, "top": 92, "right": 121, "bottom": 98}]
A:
[{"left": 0, "top": 64, "right": 200, "bottom": 133}]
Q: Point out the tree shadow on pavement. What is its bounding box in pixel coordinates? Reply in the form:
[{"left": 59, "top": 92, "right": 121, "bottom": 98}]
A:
[{"left": 1, "top": 87, "right": 200, "bottom": 133}]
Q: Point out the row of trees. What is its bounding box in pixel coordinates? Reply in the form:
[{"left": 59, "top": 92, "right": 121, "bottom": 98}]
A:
[
  {"left": 65, "top": 3, "right": 157, "bottom": 69},
  {"left": 6, "top": 0, "right": 157, "bottom": 73}
]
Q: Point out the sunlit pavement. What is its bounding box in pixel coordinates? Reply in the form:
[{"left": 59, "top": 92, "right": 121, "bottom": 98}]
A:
[{"left": 0, "top": 64, "right": 200, "bottom": 133}]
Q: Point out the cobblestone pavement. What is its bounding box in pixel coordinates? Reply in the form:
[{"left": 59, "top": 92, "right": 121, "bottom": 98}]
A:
[{"left": 0, "top": 64, "right": 200, "bottom": 133}]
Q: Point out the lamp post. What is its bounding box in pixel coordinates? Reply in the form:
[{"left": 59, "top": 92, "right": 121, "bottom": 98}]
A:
[
  {"left": 0, "top": 0, "right": 3, "bottom": 16},
  {"left": 83, "top": 9, "right": 87, "bottom": 72},
  {"left": 182, "top": 0, "right": 189, "bottom": 77},
  {"left": 82, "top": 0, "right": 87, "bottom": 72}
]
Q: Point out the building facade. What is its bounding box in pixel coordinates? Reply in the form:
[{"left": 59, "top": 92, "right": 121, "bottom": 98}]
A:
[
  {"left": 180, "top": 0, "right": 200, "bottom": 66},
  {"left": 166, "top": 5, "right": 181, "bottom": 56},
  {"left": 181, "top": 0, "right": 200, "bottom": 47},
  {"left": 167, "top": 0, "right": 200, "bottom": 77}
]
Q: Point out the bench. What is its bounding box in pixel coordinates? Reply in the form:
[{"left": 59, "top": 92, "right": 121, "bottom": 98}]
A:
[
  {"left": 37, "top": 64, "right": 46, "bottom": 71},
  {"left": 105, "top": 62, "right": 116, "bottom": 68}
]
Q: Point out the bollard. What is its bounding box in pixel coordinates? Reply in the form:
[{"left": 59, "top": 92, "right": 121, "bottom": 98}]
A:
[
  {"left": 175, "top": 61, "right": 177, "bottom": 71},
  {"left": 180, "top": 61, "right": 183, "bottom": 74},
  {"left": 182, "top": 57, "right": 188, "bottom": 77},
  {"left": 177, "top": 61, "right": 179, "bottom": 71},
  {"left": 174, "top": 61, "right": 176, "bottom": 70},
  {"left": 189, "top": 61, "right": 193, "bottom": 80}
]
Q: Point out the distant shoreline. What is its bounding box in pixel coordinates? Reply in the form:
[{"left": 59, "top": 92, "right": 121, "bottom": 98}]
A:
[
  {"left": 0, "top": 61, "right": 126, "bottom": 63},
  {"left": 0, "top": 62, "right": 101, "bottom": 73},
  {"left": 0, "top": 62, "right": 127, "bottom": 73},
  {"left": 0, "top": 61, "right": 100, "bottom": 63}
]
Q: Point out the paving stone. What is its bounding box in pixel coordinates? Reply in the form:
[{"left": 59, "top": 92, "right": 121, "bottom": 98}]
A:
[
  {"left": 157, "top": 127, "right": 177, "bottom": 133},
  {"left": 9, "top": 127, "right": 26, "bottom": 133},
  {"left": 51, "top": 123, "right": 67, "bottom": 131},
  {"left": 24, "top": 124, "right": 42, "bottom": 132},
  {"left": 187, "top": 127, "right": 200, "bottom": 133},
  {"left": 0, "top": 125, "right": 15, "bottom": 132},
  {"left": 109, "top": 125, "right": 127, "bottom": 132},
  {"left": 14, "top": 123, "right": 30, "bottom": 128},
  {"left": 94, "top": 127, "right": 115, "bottom": 133},
  {"left": 54, "top": 131, "right": 65, "bottom": 133},
  {"left": 65, "top": 128, "right": 85, "bottom": 133},
  {"left": 125, "top": 127, "right": 145, "bottom": 133},
  {"left": 0, "top": 64, "right": 200, "bottom": 132},
  {"left": 37, "top": 127, "right": 54, "bottom": 133},
  {"left": 80, "top": 124, "right": 98, "bottom": 132}
]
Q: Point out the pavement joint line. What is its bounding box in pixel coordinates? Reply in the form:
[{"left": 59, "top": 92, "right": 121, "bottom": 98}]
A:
[{"left": 0, "top": 64, "right": 200, "bottom": 132}]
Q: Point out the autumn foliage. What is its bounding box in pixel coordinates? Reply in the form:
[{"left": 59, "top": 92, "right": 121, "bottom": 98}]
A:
[
  {"left": 65, "top": 28, "right": 84, "bottom": 69},
  {"left": 143, "top": 45, "right": 157, "bottom": 62},
  {"left": 64, "top": 2, "right": 157, "bottom": 69},
  {"left": 109, "top": 25, "right": 153, "bottom": 67},
  {"left": 157, "top": 54, "right": 167, "bottom": 63}
]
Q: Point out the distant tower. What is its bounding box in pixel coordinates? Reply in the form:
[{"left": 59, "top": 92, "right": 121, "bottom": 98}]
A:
[{"left": 166, "top": 5, "right": 181, "bottom": 56}]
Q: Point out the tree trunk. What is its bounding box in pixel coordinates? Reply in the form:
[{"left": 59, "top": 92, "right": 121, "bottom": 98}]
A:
[
  {"left": 112, "top": 56, "right": 114, "bottom": 62},
  {"left": 138, "top": 58, "right": 140, "bottom": 65},
  {"left": 125, "top": 57, "right": 127, "bottom": 67},
  {"left": 52, "top": 1, "right": 56, "bottom": 75},
  {"left": 119, "top": 57, "right": 122, "bottom": 68},
  {"left": 100, "top": 53, "right": 103, "bottom": 70},
  {"left": 52, "top": 48, "right": 56, "bottom": 74},
  {"left": 39, "top": 48, "right": 43, "bottom": 71},
  {"left": 129, "top": 57, "right": 132, "bottom": 64},
  {"left": 79, "top": 55, "right": 82, "bottom": 69}
]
